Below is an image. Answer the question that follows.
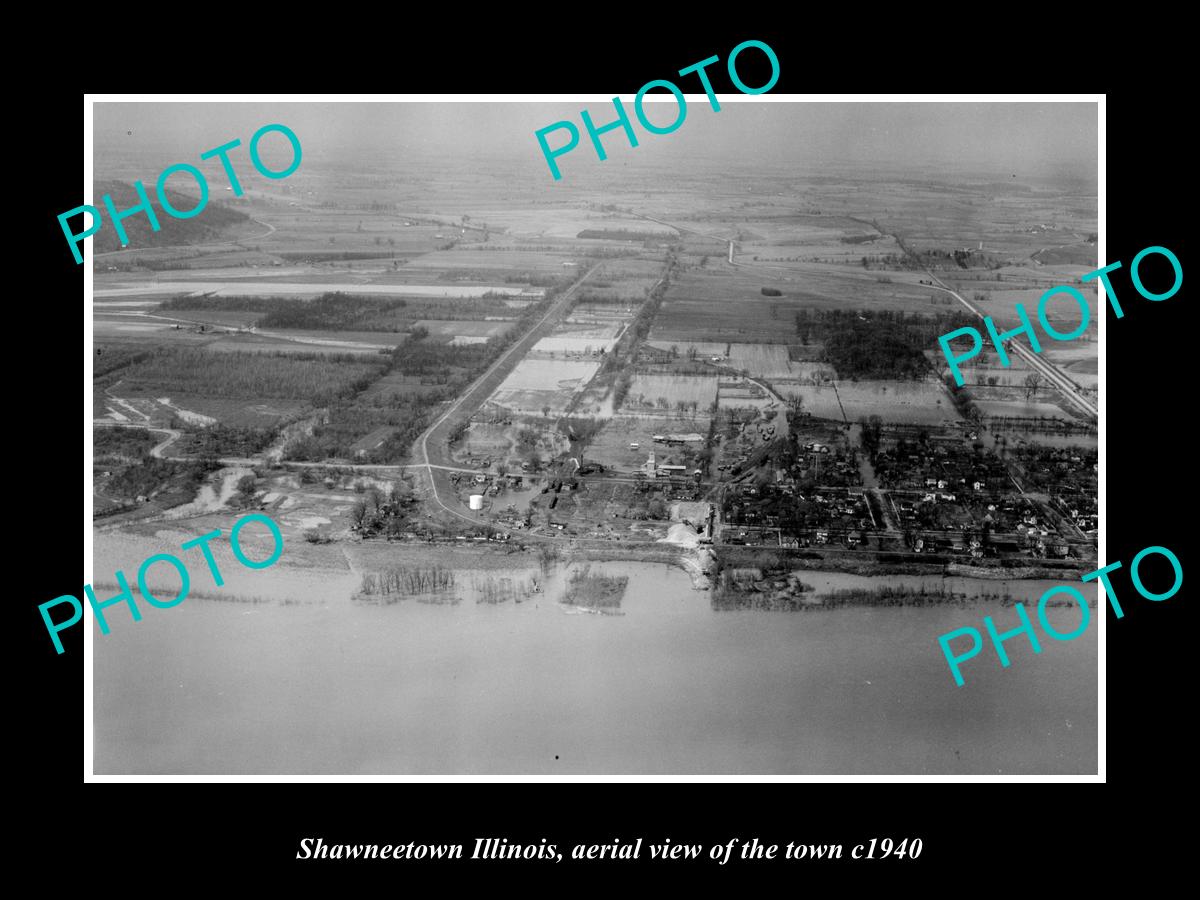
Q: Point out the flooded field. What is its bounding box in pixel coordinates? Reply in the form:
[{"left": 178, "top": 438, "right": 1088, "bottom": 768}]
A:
[
  {"left": 92, "top": 543, "right": 1097, "bottom": 775},
  {"left": 627, "top": 374, "right": 719, "bottom": 409},
  {"left": 490, "top": 358, "right": 601, "bottom": 414},
  {"left": 532, "top": 325, "right": 624, "bottom": 355},
  {"left": 780, "top": 380, "right": 954, "bottom": 425},
  {"left": 975, "top": 399, "right": 1074, "bottom": 420}
]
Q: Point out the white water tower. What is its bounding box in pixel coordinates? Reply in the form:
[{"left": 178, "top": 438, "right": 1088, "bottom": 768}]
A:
[{"left": 469, "top": 494, "right": 484, "bottom": 511}]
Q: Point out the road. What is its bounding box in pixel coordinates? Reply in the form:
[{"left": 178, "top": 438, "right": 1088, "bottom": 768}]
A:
[
  {"left": 924, "top": 280, "right": 1098, "bottom": 419},
  {"left": 94, "top": 421, "right": 184, "bottom": 459},
  {"left": 410, "top": 264, "right": 602, "bottom": 526}
]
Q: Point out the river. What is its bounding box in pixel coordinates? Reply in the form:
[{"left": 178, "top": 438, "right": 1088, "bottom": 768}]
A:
[{"left": 92, "top": 535, "right": 1096, "bottom": 775}]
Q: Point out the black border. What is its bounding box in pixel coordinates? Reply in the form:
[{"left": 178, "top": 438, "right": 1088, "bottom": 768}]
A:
[{"left": 22, "top": 26, "right": 1186, "bottom": 886}]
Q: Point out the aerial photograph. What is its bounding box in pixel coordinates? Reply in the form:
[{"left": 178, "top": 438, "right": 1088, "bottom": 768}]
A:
[{"left": 89, "top": 100, "right": 1098, "bottom": 775}]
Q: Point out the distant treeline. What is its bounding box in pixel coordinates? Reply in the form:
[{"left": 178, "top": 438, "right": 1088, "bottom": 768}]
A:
[{"left": 795, "top": 309, "right": 978, "bottom": 380}]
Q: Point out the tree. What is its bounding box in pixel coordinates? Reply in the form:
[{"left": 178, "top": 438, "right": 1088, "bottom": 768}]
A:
[
  {"left": 350, "top": 500, "right": 368, "bottom": 528},
  {"left": 389, "top": 481, "right": 410, "bottom": 506},
  {"left": 542, "top": 405, "right": 551, "bottom": 419},
  {"left": 860, "top": 414, "right": 883, "bottom": 456},
  {"left": 235, "top": 475, "right": 257, "bottom": 503},
  {"left": 1023, "top": 373, "right": 1042, "bottom": 400},
  {"left": 366, "top": 487, "right": 383, "bottom": 514}
]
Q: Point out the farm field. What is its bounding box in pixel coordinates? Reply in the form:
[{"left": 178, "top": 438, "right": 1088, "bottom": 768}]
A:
[
  {"left": 649, "top": 266, "right": 938, "bottom": 344},
  {"left": 489, "top": 358, "right": 602, "bottom": 416}
]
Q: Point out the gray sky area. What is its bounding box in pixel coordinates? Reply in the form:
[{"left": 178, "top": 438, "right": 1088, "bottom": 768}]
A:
[{"left": 96, "top": 100, "right": 1097, "bottom": 182}]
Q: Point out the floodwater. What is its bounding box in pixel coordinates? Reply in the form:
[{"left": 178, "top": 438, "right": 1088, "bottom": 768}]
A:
[{"left": 92, "top": 542, "right": 1097, "bottom": 775}]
